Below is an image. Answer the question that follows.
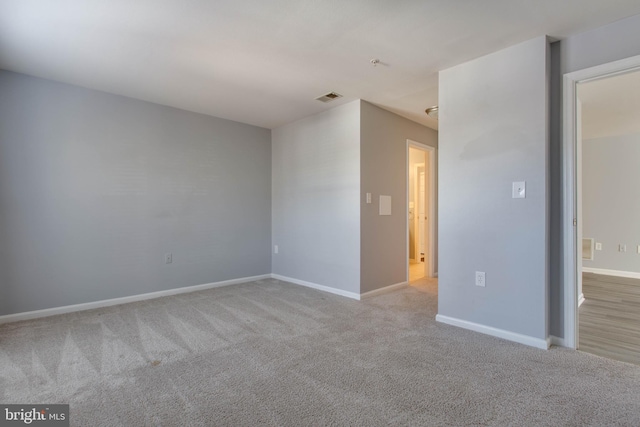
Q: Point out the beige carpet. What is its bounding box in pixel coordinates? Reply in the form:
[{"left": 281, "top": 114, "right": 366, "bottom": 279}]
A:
[{"left": 2, "top": 277, "right": 640, "bottom": 426}]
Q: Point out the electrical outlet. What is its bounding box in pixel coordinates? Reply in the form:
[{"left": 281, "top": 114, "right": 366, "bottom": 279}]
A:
[
  {"left": 619, "top": 244, "right": 627, "bottom": 253},
  {"left": 475, "top": 271, "right": 486, "bottom": 287},
  {"left": 165, "top": 253, "right": 172, "bottom": 264},
  {"left": 274, "top": 245, "right": 279, "bottom": 254},
  {"left": 595, "top": 242, "right": 602, "bottom": 251},
  {"left": 637, "top": 245, "right": 640, "bottom": 254}
]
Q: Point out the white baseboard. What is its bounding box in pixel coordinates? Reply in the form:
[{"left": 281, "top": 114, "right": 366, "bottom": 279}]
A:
[
  {"left": 360, "top": 281, "right": 408, "bottom": 299},
  {"left": 578, "top": 293, "right": 585, "bottom": 307},
  {"left": 550, "top": 335, "right": 567, "bottom": 347},
  {"left": 582, "top": 267, "right": 640, "bottom": 280},
  {"left": 270, "top": 274, "right": 361, "bottom": 300},
  {"left": 435, "top": 314, "right": 550, "bottom": 350},
  {"left": 0, "top": 274, "right": 271, "bottom": 325}
]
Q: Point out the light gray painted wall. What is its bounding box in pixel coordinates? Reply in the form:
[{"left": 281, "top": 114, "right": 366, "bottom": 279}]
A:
[
  {"left": 0, "top": 71, "right": 272, "bottom": 316},
  {"left": 360, "top": 101, "right": 438, "bottom": 294},
  {"left": 548, "top": 41, "right": 564, "bottom": 338},
  {"left": 549, "top": 13, "right": 640, "bottom": 337},
  {"left": 438, "top": 37, "right": 549, "bottom": 340},
  {"left": 582, "top": 133, "right": 640, "bottom": 273},
  {"left": 271, "top": 101, "right": 361, "bottom": 293},
  {"left": 560, "top": 14, "right": 640, "bottom": 75}
]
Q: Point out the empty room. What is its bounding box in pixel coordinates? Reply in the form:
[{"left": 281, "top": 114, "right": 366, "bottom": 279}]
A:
[{"left": 2, "top": 1, "right": 640, "bottom": 425}]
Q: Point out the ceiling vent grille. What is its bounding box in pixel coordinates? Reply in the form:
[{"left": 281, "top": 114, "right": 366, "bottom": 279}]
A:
[{"left": 315, "top": 92, "right": 343, "bottom": 103}]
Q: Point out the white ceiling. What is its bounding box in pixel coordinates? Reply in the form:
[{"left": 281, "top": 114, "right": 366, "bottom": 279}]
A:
[
  {"left": 579, "top": 69, "right": 640, "bottom": 140},
  {"left": 2, "top": 1, "right": 640, "bottom": 130}
]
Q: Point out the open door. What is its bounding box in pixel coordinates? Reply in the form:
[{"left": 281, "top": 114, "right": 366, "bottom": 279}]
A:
[{"left": 407, "top": 140, "right": 436, "bottom": 282}]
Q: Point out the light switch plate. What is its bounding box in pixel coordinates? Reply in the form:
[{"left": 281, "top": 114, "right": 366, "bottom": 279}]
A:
[
  {"left": 366, "top": 193, "right": 372, "bottom": 204},
  {"left": 512, "top": 181, "right": 526, "bottom": 198},
  {"left": 379, "top": 195, "right": 392, "bottom": 215},
  {"left": 475, "top": 271, "right": 486, "bottom": 287}
]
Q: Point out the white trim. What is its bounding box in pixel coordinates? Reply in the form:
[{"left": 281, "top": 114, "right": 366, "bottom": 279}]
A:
[
  {"left": 435, "top": 314, "right": 550, "bottom": 350},
  {"left": 406, "top": 139, "right": 437, "bottom": 280},
  {"left": 0, "top": 274, "right": 272, "bottom": 325},
  {"left": 360, "top": 281, "right": 408, "bottom": 299},
  {"left": 578, "top": 293, "right": 585, "bottom": 307},
  {"left": 582, "top": 267, "right": 640, "bottom": 280},
  {"left": 550, "top": 335, "right": 567, "bottom": 347},
  {"left": 270, "top": 274, "right": 361, "bottom": 300},
  {"left": 563, "top": 54, "right": 640, "bottom": 351}
]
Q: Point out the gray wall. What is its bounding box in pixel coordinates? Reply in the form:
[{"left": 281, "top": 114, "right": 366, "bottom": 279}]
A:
[
  {"left": 438, "top": 37, "right": 549, "bottom": 340},
  {"left": 559, "top": 14, "right": 640, "bottom": 75},
  {"left": 549, "top": 13, "right": 640, "bottom": 337},
  {"left": 0, "top": 71, "right": 272, "bottom": 316},
  {"left": 360, "top": 101, "right": 438, "bottom": 293},
  {"left": 271, "top": 101, "right": 361, "bottom": 293},
  {"left": 582, "top": 133, "right": 640, "bottom": 273},
  {"left": 548, "top": 41, "right": 564, "bottom": 338}
]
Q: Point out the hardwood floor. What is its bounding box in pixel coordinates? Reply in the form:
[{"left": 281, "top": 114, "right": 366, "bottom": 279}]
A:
[
  {"left": 409, "top": 261, "right": 425, "bottom": 282},
  {"left": 579, "top": 272, "right": 640, "bottom": 365}
]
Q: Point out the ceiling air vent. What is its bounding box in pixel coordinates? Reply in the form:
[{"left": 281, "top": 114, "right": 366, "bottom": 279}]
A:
[{"left": 315, "top": 92, "right": 343, "bottom": 103}]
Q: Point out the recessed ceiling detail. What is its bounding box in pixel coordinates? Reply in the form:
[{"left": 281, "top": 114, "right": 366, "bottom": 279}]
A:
[{"left": 315, "top": 92, "right": 343, "bottom": 103}]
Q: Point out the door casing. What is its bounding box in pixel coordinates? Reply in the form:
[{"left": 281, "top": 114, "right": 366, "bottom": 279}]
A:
[{"left": 562, "top": 54, "right": 640, "bottom": 349}]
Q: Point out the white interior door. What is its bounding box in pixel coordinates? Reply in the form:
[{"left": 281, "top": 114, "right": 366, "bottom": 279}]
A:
[
  {"left": 418, "top": 167, "right": 427, "bottom": 278},
  {"left": 412, "top": 163, "right": 424, "bottom": 266}
]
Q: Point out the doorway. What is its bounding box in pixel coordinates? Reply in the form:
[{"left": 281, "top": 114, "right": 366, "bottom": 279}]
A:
[
  {"left": 407, "top": 140, "right": 435, "bottom": 282},
  {"left": 563, "top": 54, "right": 640, "bottom": 359}
]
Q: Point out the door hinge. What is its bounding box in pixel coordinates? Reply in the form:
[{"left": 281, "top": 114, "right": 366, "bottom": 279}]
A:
[{"left": 573, "top": 218, "right": 577, "bottom": 226}]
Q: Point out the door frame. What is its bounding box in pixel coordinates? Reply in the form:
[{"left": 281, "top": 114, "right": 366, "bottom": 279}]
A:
[
  {"left": 562, "top": 54, "right": 640, "bottom": 349},
  {"left": 406, "top": 139, "right": 436, "bottom": 280}
]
